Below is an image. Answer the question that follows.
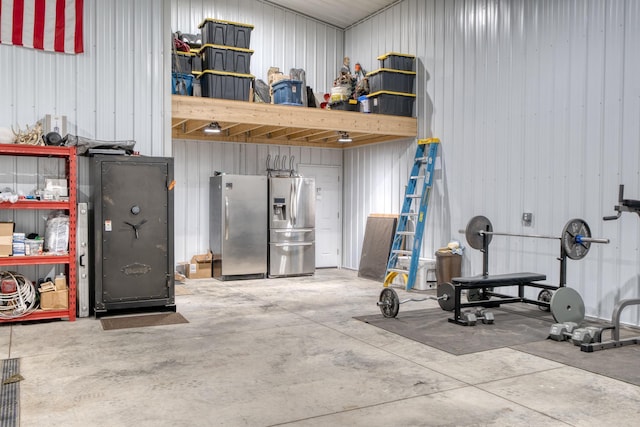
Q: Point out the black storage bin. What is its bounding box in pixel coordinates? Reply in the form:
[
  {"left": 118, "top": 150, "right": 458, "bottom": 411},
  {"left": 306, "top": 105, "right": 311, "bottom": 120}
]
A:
[
  {"left": 329, "top": 99, "right": 358, "bottom": 111},
  {"left": 198, "top": 70, "right": 254, "bottom": 101},
  {"left": 191, "top": 49, "right": 202, "bottom": 73},
  {"left": 367, "top": 90, "right": 416, "bottom": 117},
  {"left": 172, "top": 51, "right": 195, "bottom": 73},
  {"left": 199, "top": 18, "right": 254, "bottom": 49},
  {"left": 367, "top": 68, "right": 416, "bottom": 94},
  {"left": 198, "top": 44, "right": 253, "bottom": 74},
  {"left": 377, "top": 52, "right": 416, "bottom": 72}
]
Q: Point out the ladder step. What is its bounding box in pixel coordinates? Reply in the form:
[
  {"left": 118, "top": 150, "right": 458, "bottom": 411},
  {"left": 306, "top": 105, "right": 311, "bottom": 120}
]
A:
[
  {"left": 406, "top": 194, "right": 422, "bottom": 199},
  {"left": 388, "top": 268, "right": 409, "bottom": 274},
  {"left": 415, "top": 157, "right": 428, "bottom": 163},
  {"left": 410, "top": 175, "right": 426, "bottom": 180},
  {"left": 396, "top": 231, "right": 415, "bottom": 236},
  {"left": 392, "top": 250, "right": 413, "bottom": 255},
  {"left": 400, "top": 212, "right": 418, "bottom": 217}
]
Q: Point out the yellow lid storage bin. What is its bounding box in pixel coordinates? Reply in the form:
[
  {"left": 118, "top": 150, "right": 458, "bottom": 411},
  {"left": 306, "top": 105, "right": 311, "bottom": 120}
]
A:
[
  {"left": 198, "top": 18, "right": 254, "bottom": 49},
  {"left": 366, "top": 68, "right": 416, "bottom": 94},
  {"left": 366, "top": 90, "right": 416, "bottom": 117},
  {"left": 198, "top": 44, "right": 253, "bottom": 74},
  {"left": 198, "top": 70, "right": 254, "bottom": 101},
  {"left": 377, "top": 52, "right": 416, "bottom": 72}
]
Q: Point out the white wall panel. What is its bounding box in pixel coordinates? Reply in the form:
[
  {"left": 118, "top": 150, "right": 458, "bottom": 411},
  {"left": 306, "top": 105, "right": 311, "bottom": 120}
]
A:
[
  {"left": 344, "top": 0, "right": 640, "bottom": 324},
  {"left": 170, "top": 0, "right": 346, "bottom": 263},
  {"left": 172, "top": 140, "right": 341, "bottom": 262},
  {"left": 0, "top": 0, "right": 171, "bottom": 280},
  {"left": 171, "top": 0, "right": 343, "bottom": 94},
  {"left": 0, "top": 0, "right": 171, "bottom": 156}
]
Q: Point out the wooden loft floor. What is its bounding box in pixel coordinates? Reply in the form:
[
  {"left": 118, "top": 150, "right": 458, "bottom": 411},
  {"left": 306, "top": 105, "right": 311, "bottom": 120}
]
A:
[{"left": 171, "top": 95, "right": 417, "bottom": 148}]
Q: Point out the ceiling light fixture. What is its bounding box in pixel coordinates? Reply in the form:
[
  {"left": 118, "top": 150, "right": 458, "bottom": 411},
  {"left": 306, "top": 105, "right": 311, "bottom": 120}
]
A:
[
  {"left": 338, "top": 132, "right": 352, "bottom": 143},
  {"left": 204, "top": 122, "right": 221, "bottom": 134}
]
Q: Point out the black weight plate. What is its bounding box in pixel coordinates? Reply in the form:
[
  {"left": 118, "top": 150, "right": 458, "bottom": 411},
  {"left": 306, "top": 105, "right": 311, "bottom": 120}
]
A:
[
  {"left": 550, "top": 287, "right": 585, "bottom": 323},
  {"left": 379, "top": 288, "right": 400, "bottom": 318},
  {"left": 465, "top": 215, "right": 493, "bottom": 250},
  {"left": 537, "top": 289, "right": 552, "bottom": 312},
  {"left": 467, "top": 288, "right": 491, "bottom": 302},
  {"left": 562, "top": 218, "right": 591, "bottom": 260},
  {"left": 437, "top": 282, "right": 456, "bottom": 311}
]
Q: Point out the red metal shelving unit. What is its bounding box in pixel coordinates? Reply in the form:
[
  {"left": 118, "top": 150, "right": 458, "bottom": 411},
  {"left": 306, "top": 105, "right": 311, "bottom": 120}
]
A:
[{"left": 0, "top": 145, "right": 77, "bottom": 322}]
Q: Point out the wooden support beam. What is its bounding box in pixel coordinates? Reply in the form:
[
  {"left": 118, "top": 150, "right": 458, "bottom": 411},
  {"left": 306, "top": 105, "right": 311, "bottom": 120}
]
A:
[
  {"left": 171, "top": 95, "right": 418, "bottom": 148},
  {"left": 183, "top": 120, "right": 210, "bottom": 135},
  {"left": 249, "top": 126, "right": 287, "bottom": 138},
  {"left": 172, "top": 95, "right": 417, "bottom": 137},
  {"left": 226, "top": 123, "right": 264, "bottom": 137}
]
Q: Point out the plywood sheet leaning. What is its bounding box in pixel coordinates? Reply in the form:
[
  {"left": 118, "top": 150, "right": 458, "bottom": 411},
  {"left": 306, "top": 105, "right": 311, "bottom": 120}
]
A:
[{"left": 358, "top": 214, "right": 398, "bottom": 282}]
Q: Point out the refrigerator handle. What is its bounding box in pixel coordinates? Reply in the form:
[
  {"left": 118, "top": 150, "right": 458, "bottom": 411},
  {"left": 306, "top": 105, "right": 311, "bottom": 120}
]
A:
[
  {"left": 225, "top": 196, "right": 229, "bottom": 240},
  {"left": 274, "top": 242, "right": 313, "bottom": 247},
  {"left": 290, "top": 180, "right": 296, "bottom": 225}
]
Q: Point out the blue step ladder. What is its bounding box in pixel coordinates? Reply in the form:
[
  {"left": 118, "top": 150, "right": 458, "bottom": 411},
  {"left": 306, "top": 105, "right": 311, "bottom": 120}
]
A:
[{"left": 384, "top": 138, "right": 439, "bottom": 290}]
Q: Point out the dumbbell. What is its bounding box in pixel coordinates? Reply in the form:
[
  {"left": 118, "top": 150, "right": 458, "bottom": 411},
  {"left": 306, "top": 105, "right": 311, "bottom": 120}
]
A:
[
  {"left": 461, "top": 309, "right": 494, "bottom": 326},
  {"left": 548, "top": 322, "right": 580, "bottom": 341},
  {"left": 570, "top": 327, "right": 603, "bottom": 346},
  {"left": 476, "top": 309, "right": 495, "bottom": 324}
]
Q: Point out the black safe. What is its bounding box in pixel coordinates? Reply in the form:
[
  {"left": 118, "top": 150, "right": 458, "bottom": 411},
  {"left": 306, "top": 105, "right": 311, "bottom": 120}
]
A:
[{"left": 91, "top": 155, "right": 175, "bottom": 315}]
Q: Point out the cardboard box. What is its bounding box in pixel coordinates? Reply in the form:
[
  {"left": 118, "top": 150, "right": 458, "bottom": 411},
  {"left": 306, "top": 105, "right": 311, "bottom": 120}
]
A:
[
  {"left": 54, "top": 274, "right": 67, "bottom": 291},
  {"left": 187, "top": 252, "right": 213, "bottom": 279},
  {"left": 0, "top": 222, "right": 14, "bottom": 257},
  {"left": 40, "top": 289, "right": 68, "bottom": 310}
]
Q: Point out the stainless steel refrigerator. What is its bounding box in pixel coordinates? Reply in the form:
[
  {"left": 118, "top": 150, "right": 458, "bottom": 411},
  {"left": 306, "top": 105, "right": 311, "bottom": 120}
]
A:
[
  {"left": 210, "top": 175, "right": 267, "bottom": 280},
  {"left": 268, "top": 177, "right": 316, "bottom": 277}
]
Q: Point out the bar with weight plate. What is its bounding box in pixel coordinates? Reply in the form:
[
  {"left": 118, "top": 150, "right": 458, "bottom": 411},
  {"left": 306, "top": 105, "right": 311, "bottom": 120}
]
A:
[{"left": 460, "top": 216, "right": 609, "bottom": 260}]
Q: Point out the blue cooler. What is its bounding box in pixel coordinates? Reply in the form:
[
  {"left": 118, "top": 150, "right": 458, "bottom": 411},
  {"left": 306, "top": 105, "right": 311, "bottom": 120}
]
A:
[{"left": 272, "top": 79, "right": 303, "bottom": 105}]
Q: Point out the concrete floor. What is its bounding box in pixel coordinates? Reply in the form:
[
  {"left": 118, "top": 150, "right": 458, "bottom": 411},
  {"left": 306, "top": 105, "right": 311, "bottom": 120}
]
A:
[{"left": 3, "top": 268, "right": 640, "bottom": 426}]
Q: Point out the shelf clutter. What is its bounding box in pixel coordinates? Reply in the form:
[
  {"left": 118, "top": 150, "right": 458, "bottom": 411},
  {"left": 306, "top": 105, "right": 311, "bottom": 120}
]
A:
[
  {"left": 171, "top": 21, "right": 419, "bottom": 146},
  {"left": 0, "top": 144, "right": 77, "bottom": 323},
  {"left": 172, "top": 20, "right": 418, "bottom": 118}
]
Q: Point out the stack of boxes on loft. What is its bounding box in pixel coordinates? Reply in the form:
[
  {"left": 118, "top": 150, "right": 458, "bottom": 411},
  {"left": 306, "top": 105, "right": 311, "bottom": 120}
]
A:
[
  {"left": 171, "top": 18, "right": 255, "bottom": 100},
  {"left": 171, "top": 23, "right": 416, "bottom": 118},
  {"left": 197, "top": 19, "right": 255, "bottom": 100},
  {"left": 171, "top": 33, "right": 202, "bottom": 95},
  {"left": 363, "top": 52, "right": 417, "bottom": 117}
]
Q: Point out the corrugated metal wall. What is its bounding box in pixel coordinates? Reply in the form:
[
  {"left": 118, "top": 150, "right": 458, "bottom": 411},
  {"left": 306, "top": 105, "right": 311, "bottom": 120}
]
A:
[
  {"left": 0, "top": 0, "right": 171, "bottom": 156},
  {"left": 344, "top": 0, "right": 640, "bottom": 324},
  {"left": 0, "top": 0, "right": 170, "bottom": 279},
  {"left": 172, "top": 140, "right": 342, "bottom": 261},
  {"left": 170, "top": 0, "right": 346, "bottom": 263},
  {"left": 171, "top": 0, "right": 344, "bottom": 94}
]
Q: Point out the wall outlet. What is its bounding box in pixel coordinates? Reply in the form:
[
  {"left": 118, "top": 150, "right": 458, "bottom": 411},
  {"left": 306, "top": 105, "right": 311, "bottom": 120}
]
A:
[{"left": 522, "top": 212, "right": 533, "bottom": 226}]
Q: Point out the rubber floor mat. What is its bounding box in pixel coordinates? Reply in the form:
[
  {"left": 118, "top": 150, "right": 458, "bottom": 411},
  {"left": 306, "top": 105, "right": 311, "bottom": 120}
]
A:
[
  {"left": 1, "top": 358, "right": 20, "bottom": 427},
  {"left": 514, "top": 337, "right": 640, "bottom": 386},
  {"left": 101, "top": 312, "right": 189, "bottom": 330},
  {"left": 355, "top": 305, "right": 554, "bottom": 355}
]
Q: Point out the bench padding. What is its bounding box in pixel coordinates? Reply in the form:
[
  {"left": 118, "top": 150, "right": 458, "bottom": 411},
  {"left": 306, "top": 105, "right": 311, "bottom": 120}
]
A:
[{"left": 452, "top": 272, "right": 546, "bottom": 285}]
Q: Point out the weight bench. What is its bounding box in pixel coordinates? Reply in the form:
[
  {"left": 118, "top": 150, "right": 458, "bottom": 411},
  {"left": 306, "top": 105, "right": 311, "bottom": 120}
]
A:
[{"left": 444, "top": 272, "right": 553, "bottom": 325}]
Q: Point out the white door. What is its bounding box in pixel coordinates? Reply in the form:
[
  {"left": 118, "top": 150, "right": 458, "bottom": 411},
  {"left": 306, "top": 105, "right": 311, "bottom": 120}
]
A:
[{"left": 298, "top": 165, "right": 341, "bottom": 268}]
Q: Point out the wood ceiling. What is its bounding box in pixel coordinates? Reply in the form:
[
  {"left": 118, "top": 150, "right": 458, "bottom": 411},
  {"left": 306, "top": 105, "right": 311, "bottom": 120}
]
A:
[{"left": 171, "top": 95, "right": 418, "bottom": 149}]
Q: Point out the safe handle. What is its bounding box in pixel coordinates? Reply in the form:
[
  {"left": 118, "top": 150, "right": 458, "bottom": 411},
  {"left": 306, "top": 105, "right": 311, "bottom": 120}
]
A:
[{"left": 225, "top": 196, "right": 229, "bottom": 240}]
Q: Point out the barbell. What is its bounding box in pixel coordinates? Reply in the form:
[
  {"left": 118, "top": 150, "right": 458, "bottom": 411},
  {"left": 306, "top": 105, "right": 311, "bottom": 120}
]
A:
[
  {"left": 462, "top": 216, "right": 609, "bottom": 260},
  {"left": 378, "top": 283, "right": 586, "bottom": 323}
]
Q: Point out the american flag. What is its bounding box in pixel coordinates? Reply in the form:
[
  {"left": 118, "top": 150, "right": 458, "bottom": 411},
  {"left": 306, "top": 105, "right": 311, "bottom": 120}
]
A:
[{"left": 0, "top": 0, "right": 83, "bottom": 54}]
